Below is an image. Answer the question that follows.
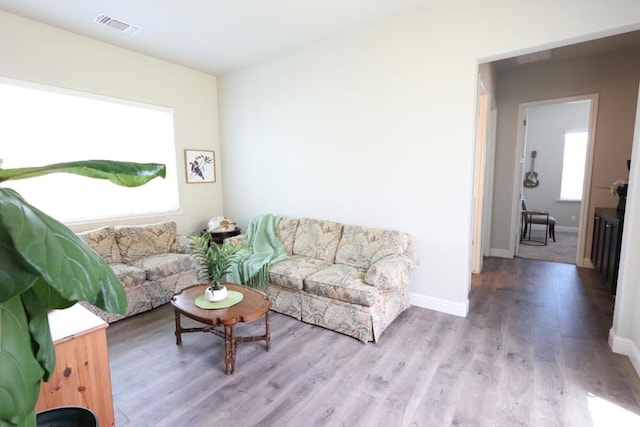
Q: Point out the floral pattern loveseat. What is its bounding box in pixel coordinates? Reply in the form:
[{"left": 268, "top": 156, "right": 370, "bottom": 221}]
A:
[
  {"left": 228, "top": 217, "right": 418, "bottom": 342},
  {"left": 78, "top": 221, "right": 197, "bottom": 322}
]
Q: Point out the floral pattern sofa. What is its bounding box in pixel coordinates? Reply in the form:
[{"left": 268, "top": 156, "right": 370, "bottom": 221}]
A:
[
  {"left": 77, "top": 221, "right": 197, "bottom": 322},
  {"left": 228, "top": 217, "right": 418, "bottom": 342}
]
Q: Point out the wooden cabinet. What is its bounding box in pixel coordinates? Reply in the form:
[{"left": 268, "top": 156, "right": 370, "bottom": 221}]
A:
[
  {"left": 591, "top": 208, "right": 623, "bottom": 295},
  {"left": 36, "top": 304, "right": 115, "bottom": 426}
]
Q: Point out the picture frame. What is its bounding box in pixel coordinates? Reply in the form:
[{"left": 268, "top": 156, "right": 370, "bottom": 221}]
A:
[{"left": 184, "top": 149, "right": 216, "bottom": 183}]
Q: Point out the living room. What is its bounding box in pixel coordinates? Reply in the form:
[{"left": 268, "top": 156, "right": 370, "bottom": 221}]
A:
[{"left": 2, "top": 1, "right": 640, "bottom": 425}]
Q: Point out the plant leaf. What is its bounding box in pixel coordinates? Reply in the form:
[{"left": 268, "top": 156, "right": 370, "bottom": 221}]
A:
[
  {"left": 0, "top": 160, "right": 165, "bottom": 187},
  {"left": 20, "top": 287, "right": 55, "bottom": 381},
  {"left": 0, "top": 224, "right": 40, "bottom": 304},
  {"left": 0, "top": 296, "right": 44, "bottom": 426},
  {"left": 31, "top": 277, "right": 75, "bottom": 311},
  {"left": 0, "top": 188, "right": 126, "bottom": 313}
]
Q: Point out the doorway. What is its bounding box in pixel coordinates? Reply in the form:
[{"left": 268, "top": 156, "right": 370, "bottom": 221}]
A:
[
  {"left": 471, "top": 78, "right": 496, "bottom": 274},
  {"left": 513, "top": 95, "right": 599, "bottom": 266}
]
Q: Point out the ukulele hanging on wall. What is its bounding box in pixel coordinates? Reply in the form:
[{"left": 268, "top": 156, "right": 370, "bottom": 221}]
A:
[{"left": 523, "top": 150, "right": 540, "bottom": 188}]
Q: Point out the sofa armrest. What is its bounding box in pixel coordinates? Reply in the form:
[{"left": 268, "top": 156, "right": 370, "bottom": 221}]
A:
[
  {"left": 225, "top": 234, "right": 248, "bottom": 246},
  {"left": 172, "top": 234, "right": 193, "bottom": 254},
  {"left": 364, "top": 252, "right": 417, "bottom": 290}
]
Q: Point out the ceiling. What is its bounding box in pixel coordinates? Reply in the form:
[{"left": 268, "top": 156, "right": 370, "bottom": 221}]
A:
[
  {"left": 0, "top": 0, "right": 433, "bottom": 75},
  {"left": 2, "top": 1, "right": 639, "bottom": 76},
  {"left": 493, "top": 29, "right": 640, "bottom": 72}
]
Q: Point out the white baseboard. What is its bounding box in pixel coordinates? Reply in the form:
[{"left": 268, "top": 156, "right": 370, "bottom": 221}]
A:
[
  {"left": 410, "top": 293, "right": 468, "bottom": 317},
  {"left": 609, "top": 329, "right": 631, "bottom": 354},
  {"left": 609, "top": 329, "right": 640, "bottom": 378},
  {"left": 632, "top": 340, "right": 640, "bottom": 378},
  {"left": 628, "top": 341, "right": 640, "bottom": 377},
  {"left": 489, "top": 248, "right": 512, "bottom": 258}
]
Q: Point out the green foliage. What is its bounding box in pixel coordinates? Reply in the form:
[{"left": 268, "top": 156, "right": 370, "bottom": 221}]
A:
[
  {"left": 0, "top": 160, "right": 165, "bottom": 186},
  {"left": 187, "top": 234, "right": 271, "bottom": 290},
  {"left": 187, "top": 234, "right": 246, "bottom": 290},
  {"left": 0, "top": 160, "right": 165, "bottom": 427}
]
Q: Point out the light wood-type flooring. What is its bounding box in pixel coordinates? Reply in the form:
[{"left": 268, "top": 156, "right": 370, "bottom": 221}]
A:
[{"left": 107, "top": 257, "right": 640, "bottom": 426}]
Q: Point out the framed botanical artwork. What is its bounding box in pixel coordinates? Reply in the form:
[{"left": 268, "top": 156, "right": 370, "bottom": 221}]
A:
[{"left": 184, "top": 149, "right": 216, "bottom": 183}]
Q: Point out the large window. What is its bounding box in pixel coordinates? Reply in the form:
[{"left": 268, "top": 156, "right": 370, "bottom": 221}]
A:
[
  {"left": 0, "top": 78, "right": 179, "bottom": 223},
  {"left": 559, "top": 131, "right": 588, "bottom": 201}
]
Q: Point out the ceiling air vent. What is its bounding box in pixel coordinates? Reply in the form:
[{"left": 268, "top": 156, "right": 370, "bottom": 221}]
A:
[{"left": 95, "top": 14, "right": 141, "bottom": 36}]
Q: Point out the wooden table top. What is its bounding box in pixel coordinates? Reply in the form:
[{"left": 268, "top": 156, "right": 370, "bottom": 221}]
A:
[
  {"left": 171, "top": 283, "right": 270, "bottom": 326},
  {"left": 47, "top": 303, "right": 107, "bottom": 343}
]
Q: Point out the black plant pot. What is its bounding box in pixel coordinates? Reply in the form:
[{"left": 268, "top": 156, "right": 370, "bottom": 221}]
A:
[{"left": 36, "top": 406, "right": 98, "bottom": 427}]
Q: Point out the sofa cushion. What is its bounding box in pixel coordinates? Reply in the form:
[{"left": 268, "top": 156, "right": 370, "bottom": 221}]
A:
[
  {"left": 77, "top": 226, "right": 122, "bottom": 264},
  {"left": 266, "top": 283, "right": 302, "bottom": 320},
  {"left": 292, "top": 218, "right": 343, "bottom": 262},
  {"left": 131, "top": 253, "right": 196, "bottom": 281},
  {"left": 269, "top": 255, "right": 330, "bottom": 291},
  {"left": 110, "top": 263, "right": 147, "bottom": 288},
  {"left": 276, "top": 218, "right": 299, "bottom": 256},
  {"left": 118, "top": 283, "right": 152, "bottom": 317},
  {"left": 170, "top": 234, "right": 192, "bottom": 254},
  {"left": 335, "top": 225, "right": 411, "bottom": 270},
  {"left": 304, "top": 264, "right": 377, "bottom": 307},
  {"left": 301, "top": 293, "right": 373, "bottom": 343},
  {"left": 115, "top": 221, "right": 177, "bottom": 264}
]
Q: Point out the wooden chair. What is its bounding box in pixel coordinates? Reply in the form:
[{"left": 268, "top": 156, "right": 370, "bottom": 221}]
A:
[{"left": 520, "top": 199, "right": 556, "bottom": 245}]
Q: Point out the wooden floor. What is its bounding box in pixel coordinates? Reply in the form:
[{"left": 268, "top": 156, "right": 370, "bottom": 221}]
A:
[{"left": 107, "top": 257, "right": 640, "bottom": 426}]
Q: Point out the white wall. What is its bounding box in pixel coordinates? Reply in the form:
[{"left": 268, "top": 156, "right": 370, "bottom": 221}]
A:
[
  {"left": 523, "top": 102, "right": 589, "bottom": 228},
  {"left": 219, "top": 0, "right": 640, "bottom": 318},
  {"left": 612, "top": 84, "right": 640, "bottom": 375},
  {"left": 0, "top": 10, "right": 222, "bottom": 235}
]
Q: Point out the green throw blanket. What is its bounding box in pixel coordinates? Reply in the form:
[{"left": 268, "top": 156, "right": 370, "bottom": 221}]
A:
[{"left": 227, "top": 213, "right": 288, "bottom": 287}]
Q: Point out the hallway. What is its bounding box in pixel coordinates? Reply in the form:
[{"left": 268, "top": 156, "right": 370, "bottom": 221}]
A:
[{"left": 471, "top": 257, "right": 640, "bottom": 424}]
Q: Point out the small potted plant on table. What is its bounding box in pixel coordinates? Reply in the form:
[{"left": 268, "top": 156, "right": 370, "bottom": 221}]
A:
[{"left": 187, "top": 233, "right": 246, "bottom": 301}]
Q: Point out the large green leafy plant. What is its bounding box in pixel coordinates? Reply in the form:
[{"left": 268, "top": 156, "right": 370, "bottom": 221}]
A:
[
  {"left": 187, "top": 234, "right": 246, "bottom": 290},
  {"left": 187, "top": 234, "right": 270, "bottom": 290},
  {"left": 0, "top": 160, "right": 166, "bottom": 427}
]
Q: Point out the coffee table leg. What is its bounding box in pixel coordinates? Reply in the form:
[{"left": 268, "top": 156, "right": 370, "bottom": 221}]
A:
[
  {"left": 224, "top": 325, "right": 235, "bottom": 375},
  {"left": 230, "top": 326, "right": 236, "bottom": 375},
  {"left": 174, "top": 309, "right": 182, "bottom": 345},
  {"left": 265, "top": 310, "right": 271, "bottom": 351}
]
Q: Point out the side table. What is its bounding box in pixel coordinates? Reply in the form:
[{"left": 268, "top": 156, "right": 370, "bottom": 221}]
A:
[{"left": 203, "top": 228, "right": 242, "bottom": 245}]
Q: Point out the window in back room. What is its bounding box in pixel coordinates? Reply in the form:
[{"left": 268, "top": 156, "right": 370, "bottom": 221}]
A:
[
  {"left": 0, "top": 77, "right": 179, "bottom": 223},
  {"left": 559, "top": 131, "right": 588, "bottom": 201}
]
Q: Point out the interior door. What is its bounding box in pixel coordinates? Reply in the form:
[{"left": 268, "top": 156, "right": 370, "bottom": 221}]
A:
[
  {"left": 471, "top": 81, "right": 491, "bottom": 273},
  {"left": 513, "top": 108, "right": 528, "bottom": 257}
]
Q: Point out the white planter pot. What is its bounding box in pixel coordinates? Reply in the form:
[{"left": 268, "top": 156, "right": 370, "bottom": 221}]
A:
[{"left": 204, "top": 285, "right": 227, "bottom": 302}]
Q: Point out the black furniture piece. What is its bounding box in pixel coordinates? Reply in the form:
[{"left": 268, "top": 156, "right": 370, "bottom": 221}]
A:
[
  {"left": 591, "top": 208, "right": 624, "bottom": 295},
  {"left": 203, "top": 228, "right": 242, "bottom": 245}
]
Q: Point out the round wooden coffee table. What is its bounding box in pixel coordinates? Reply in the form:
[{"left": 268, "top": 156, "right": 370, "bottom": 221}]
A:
[{"left": 170, "top": 283, "right": 271, "bottom": 374}]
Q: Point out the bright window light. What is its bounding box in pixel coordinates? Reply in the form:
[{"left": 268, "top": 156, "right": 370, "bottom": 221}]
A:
[
  {"left": 0, "top": 77, "right": 179, "bottom": 223},
  {"left": 560, "top": 131, "right": 588, "bottom": 201}
]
